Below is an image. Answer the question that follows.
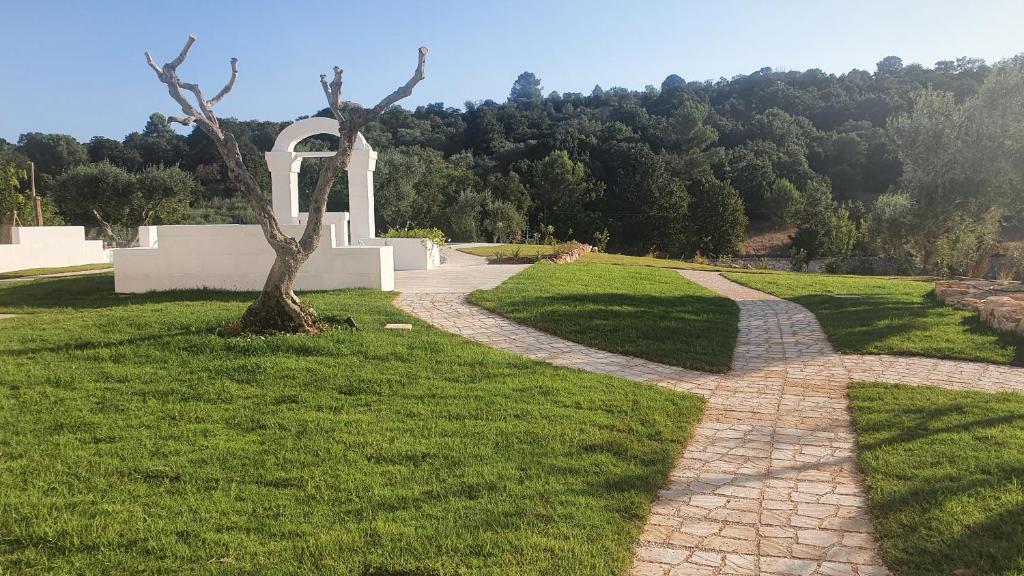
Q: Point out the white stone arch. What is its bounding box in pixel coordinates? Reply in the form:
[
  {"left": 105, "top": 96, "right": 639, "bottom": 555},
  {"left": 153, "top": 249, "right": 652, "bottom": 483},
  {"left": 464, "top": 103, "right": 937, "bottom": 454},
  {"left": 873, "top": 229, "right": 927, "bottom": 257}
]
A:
[{"left": 264, "top": 117, "right": 377, "bottom": 243}]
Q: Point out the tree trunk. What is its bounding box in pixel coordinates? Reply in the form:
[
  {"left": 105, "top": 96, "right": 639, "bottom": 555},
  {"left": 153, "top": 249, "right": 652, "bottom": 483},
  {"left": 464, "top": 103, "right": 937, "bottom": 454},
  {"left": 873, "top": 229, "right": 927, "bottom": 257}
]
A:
[
  {"left": 145, "top": 36, "right": 427, "bottom": 335},
  {"left": 229, "top": 249, "right": 319, "bottom": 334}
]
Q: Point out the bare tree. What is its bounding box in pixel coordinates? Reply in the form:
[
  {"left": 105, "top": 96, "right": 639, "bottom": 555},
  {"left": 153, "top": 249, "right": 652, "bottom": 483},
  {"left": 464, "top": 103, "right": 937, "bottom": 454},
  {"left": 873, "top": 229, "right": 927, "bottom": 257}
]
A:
[{"left": 145, "top": 34, "right": 427, "bottom": 334}]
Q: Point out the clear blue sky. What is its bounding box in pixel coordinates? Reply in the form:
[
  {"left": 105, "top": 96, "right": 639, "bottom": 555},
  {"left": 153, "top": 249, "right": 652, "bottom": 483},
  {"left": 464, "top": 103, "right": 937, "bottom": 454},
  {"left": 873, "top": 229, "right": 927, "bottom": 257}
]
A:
[{"left": 2, "top": 0, "right": 1022, "bottom": 142}]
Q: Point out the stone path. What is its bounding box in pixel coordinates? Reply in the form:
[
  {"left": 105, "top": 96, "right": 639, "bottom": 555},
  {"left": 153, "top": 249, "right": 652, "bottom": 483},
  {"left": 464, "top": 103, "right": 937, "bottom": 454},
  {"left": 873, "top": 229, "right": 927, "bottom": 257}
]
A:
[{"left": 394, "top": 257, "right": 1024, "bottom": 576}]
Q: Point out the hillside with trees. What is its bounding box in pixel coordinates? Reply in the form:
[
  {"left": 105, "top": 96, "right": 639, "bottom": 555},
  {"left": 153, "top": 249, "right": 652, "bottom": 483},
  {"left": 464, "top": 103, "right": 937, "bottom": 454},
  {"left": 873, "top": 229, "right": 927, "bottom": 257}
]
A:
[{"left": 4, "top": 54, "right": 1023, "bottom": 276}]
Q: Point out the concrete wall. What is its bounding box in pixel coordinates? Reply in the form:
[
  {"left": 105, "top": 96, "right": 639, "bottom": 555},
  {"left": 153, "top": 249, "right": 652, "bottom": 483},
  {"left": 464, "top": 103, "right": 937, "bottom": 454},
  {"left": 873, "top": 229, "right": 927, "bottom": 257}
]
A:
[
  {"left": 364, "top": 238, "right": 440, "bottom": 270},
  {"left": 0, "top": 226, "right": 107, "bottom": 273},
  {"left": 114, "top": 224, "right": 393, "bottom": 293}
]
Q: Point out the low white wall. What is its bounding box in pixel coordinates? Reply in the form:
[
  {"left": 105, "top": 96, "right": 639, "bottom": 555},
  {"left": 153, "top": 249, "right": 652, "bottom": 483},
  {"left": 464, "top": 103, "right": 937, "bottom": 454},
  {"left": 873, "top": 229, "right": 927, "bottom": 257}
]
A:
[
  {"left": 0, "top": 226, "right": 107, "bottom": 273},
  {"left": 114, "top": 224, "right": 394, "bottom": 293},
  {"left": 364, "top": 238, "right": 440, "bottom": 270}
]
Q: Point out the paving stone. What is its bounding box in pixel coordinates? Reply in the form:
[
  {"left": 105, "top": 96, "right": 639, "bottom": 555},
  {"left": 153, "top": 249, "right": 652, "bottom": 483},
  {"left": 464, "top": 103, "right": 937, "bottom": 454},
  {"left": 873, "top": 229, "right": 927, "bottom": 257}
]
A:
[{"left": 394, "top": 261, "right": 1024, "bottom": 575}]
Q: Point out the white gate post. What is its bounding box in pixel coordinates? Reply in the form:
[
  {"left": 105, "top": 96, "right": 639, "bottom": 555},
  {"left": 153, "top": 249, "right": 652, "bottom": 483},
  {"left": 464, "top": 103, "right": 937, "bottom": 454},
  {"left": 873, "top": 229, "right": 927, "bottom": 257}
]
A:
[{"left": 347, "top": 134, "right": 378, "bottom": 243}]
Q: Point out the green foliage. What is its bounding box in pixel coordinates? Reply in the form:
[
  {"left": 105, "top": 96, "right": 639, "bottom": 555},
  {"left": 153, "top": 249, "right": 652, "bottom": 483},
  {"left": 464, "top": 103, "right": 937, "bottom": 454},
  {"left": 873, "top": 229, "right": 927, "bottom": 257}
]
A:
[
  {"left": 470, "top": 261, "right": 739, "bottom": 372},
  {"left": 0, "top": 275, "right": 702, "bottom": 575},
  {"left": 509, "top": 71, "right": 543, "bottom": 104},
  {"left": 15, "top": 132, "right": 88, "bottom": 183},
  {"left": 380, "top": 225, "right": 447, "bottom": 248},
  {"left": 934, "top": 212, "right": 1000, "bottom": 277},
  {"left": 483, "top": 200, "right": 525, "bottom": 243},
  {"left": 849, "top": 383, "right": 1024, "bottom": 575},
  {"left": 789, "top": 179, "right": 857, "bottom": 260},
  {"left": 886, "top": 60, "right": 1024, "bottom": 271},
  {"left": 0, "top": 155, "right": 28, "bottom": 219},
  {"left": 524, "top": 150, "right": 603, "bottom": 239},
  {"left": 683, "top": 176, "right": 748, "bottom": 257},
  {"left": 725, "top": 272, "right": 1022, "bottom": 364},
  {"left": 53, "top": 163, "right": 198, "bottom": 242},
  {"left": 14, "top": 57, "right": 1007, "bottom": 254},
  {"left": 864, "top": 191, "right": 914, "bottom": 257}
]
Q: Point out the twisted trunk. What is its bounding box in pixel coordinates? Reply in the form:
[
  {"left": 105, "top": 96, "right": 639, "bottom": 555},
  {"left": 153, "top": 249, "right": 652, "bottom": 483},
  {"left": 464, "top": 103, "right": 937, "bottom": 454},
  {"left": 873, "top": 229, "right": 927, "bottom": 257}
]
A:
[
  {"left": 145, "top": 36, "right": 426, "bottom": 334},
  {"left": 232, "top": 249, "right": 316, "bottom": 334}
]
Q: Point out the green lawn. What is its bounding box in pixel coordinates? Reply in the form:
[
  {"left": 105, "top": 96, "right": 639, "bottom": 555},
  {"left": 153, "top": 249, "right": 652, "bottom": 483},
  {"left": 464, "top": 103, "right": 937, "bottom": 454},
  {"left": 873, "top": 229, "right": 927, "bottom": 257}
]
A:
[
  {"left": 458, "top": 244, "right": 560, "bottom": 261},
  {"left": 0, "top": 275, "right": 703, "bottom": 575},
  {"left": 850, "top": 382, "right": 1024, "bottom": 575},
  {"left": 457, "top": 245, "right": 720, "bottom": 271},
  {"left": 725, "top": 271, "right": 1023, "bottom": 365},
  {"left": 469, "top": 261, "right": 738, "bottom": 372},
  {"left": 0, "top": 262, "right": 112, "bottom": 280}
]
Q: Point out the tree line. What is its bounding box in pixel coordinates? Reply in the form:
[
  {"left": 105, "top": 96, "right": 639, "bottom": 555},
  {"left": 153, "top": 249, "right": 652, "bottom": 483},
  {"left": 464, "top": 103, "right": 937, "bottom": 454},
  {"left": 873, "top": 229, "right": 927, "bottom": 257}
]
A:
[{"left": 3, "top": 54, "right": 1022, "bottom": 275}]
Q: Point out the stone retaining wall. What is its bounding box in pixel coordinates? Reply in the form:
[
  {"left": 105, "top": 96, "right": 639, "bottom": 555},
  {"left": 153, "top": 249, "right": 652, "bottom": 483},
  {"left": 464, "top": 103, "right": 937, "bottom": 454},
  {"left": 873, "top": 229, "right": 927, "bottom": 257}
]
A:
[{"left": 934, "top": 279, "right": 1024, "bottom": 336}]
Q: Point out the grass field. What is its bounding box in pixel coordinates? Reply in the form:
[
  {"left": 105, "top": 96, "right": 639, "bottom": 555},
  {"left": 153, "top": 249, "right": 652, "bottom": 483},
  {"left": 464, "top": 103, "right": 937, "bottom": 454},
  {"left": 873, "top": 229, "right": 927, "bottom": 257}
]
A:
[
  {"left": 0, "top": 262, "right": 112, "bottom": 279},
  {"left": 469, "top": 261, "right": 739, "bottom": 372},
  {"left": 850, "top": 383, "right": 1024, "bottom": 575},
  {"left": 725, "top": 271, "right": 1023, "bottom": 365},
  {"left": 0, "top": 275, "right": 703, "bottom": 575},
  {"left": 457, "top": 245, "right": 721, "bottom": 271}
]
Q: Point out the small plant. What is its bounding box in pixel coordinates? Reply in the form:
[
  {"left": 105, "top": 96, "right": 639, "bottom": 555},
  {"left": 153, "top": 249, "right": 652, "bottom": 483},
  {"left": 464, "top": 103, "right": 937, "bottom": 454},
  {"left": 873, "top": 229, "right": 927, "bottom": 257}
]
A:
[
  {"left": 381, "top": 226, "right": 447, "bottom": 250},
  {"left": 592, "top": 228, "right": 610, "bottom": 253},
  {"left": 758, "top": 257, "right": 771, "bottom": 270},
  {"left": 691, "top": 252, "right": 710, "bottom": 265},
  {"left": 790, "top": 248, "right": 809, "bottom": 272},
  {"left": 542, "top": 225, "right": 558, "bottom": 246}
]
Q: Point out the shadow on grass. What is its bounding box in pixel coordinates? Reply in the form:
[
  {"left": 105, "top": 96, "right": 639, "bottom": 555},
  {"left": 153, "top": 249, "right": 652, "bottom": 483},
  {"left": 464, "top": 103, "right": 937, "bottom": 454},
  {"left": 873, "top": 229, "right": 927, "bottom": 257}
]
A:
[
  {"left": 475, "top": 291, "right": 738, "bottom": 372},
  {"left": 0, "top": 274, "right": 255, "bottom": 312},
  {"left": 852, "top": 386, "right": 1024, "bottom": 574},
  {"left": 865, "top": 442, "right": 1024, "bottom": 573},
  {"left": 791, "top": 291, "right": 1023, "bottom": 365}
]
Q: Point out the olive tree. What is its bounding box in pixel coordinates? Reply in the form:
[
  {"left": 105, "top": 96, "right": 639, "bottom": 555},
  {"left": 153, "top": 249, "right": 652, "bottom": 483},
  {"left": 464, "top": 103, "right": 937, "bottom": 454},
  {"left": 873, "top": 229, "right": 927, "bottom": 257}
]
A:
[{"left": 145, "top": 34, "right": 427, "bottom": 334}]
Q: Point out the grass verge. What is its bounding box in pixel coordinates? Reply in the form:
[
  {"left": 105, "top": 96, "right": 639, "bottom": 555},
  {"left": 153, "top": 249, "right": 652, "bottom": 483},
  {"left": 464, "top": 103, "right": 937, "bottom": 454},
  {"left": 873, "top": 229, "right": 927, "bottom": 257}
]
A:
[
  {"left": 457, "top": 245, "right": 721, "bottom": 270},
  {"left": 725, "top": 271, "right": 1022, "bottom": 365},
  {"left": 469, "top": 261, "right": 738, "bottom": 372},
  {"left": 0, "top": 274, "right": 703, "bottom": 575},
  {"left": 850, "top": 382, "right": 1024, "bottom": 575},
  {"left": 0, "top": 262, "right": 112, "bottom": 279}
]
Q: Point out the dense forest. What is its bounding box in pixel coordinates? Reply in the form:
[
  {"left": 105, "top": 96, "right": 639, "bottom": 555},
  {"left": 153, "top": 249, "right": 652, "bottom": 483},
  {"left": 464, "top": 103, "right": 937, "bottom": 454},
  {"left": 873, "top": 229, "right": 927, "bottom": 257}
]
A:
[{"left": 3, "top": 54, "right": 1024, "bottom": 275}]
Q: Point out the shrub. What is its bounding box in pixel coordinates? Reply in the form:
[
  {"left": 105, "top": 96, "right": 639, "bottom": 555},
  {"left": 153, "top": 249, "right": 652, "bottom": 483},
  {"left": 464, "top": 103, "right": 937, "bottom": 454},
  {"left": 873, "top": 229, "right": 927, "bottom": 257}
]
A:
[
  {"left": 381, "top": 226, "right": 447, "bottom": 248},
  {"left": 483, "top": 200, "right": 525, "bottom": 244},
  {"left": 684, "top": 176, "right": 748, "bottom": 258}
]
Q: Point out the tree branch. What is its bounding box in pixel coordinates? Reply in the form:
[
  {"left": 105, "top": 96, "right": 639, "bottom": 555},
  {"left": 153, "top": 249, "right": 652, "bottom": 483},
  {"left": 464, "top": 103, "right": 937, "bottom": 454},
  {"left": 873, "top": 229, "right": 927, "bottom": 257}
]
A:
[
  {"left": 368, "top": 46, "right": 427, "bottom": 118},
  {"left": 208, "top": 58, "right": 239, "bottom": 107},
  {"left": 167, "top": 33, "right": 196, "bottom": 69}
]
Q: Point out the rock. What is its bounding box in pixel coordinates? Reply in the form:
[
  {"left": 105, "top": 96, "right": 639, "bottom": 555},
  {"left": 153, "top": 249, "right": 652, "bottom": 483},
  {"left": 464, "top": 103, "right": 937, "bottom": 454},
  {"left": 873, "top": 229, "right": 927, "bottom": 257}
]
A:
[
  {"left": 547, "top": 242, "right": 594, "bottom": 264},
  {"left": 936, "top": 279, "right": 1024, "bottom": 336}
]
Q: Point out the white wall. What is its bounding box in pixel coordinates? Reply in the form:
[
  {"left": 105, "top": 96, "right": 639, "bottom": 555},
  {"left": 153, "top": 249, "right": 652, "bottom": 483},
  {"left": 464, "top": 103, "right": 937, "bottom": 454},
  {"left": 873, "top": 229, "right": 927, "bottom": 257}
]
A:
[
  {"left": 0, "top": 226, "right": 107, "bottom": 273},
  {"left": 364, "top": 238, "right": 440, "bottom": 270},
  {"left": 114, "top": 224, "right": 393, "bottom": 293}
]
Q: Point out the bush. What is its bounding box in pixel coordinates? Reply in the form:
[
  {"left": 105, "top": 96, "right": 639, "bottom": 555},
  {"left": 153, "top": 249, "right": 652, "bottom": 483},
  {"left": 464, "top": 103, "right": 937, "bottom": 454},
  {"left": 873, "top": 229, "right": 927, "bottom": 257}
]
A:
[
  {"left": 483, "top": 200, "right": 525, "bottom": 243},
  {"left": 935, "top": 214, "right": 999, "bottom": 277},
  {"left": 684, "top": 176, "right": 748, "bottom": 258},
  {"left": 381, "top": 226, "right": 447, "bottom": 248},
  {"left": 865, "top": 191, "right": 914, "bottom": 257},
  {"left": 789, "top": 180, "right": 857, "bottom": 261}
]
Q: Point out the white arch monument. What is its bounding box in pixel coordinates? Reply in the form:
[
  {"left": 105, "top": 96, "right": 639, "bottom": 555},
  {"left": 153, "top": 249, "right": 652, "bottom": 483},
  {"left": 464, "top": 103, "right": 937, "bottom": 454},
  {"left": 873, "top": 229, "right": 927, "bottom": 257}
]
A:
[
  {"left": 112, "top": 119, "right": 401, "bottom": 293},
  {"left": 264, "top": 117, "right": 376, "bottom": 244}
]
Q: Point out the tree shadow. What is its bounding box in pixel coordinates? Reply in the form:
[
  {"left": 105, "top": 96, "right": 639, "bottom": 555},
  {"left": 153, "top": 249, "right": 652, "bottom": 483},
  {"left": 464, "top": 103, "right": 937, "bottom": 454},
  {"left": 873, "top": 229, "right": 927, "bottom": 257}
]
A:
[
  {"left": 793, "top": 291, "right": 1023, "bottom": 365},
  {"left": 483, "top": 291, "right": 739, "bottom": 372},
  {"left": 852, "top": 391, "right": 1024, "bottom": 574},
  {"left": 0, "top": 274, "right": 255, "bottom": 312}
]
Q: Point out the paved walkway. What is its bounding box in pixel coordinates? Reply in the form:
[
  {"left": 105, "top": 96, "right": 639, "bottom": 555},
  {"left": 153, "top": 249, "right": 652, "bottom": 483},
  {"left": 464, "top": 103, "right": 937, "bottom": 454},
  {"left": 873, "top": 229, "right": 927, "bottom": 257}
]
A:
[{"left": 394, "top": 257, "right": 1024, "bottom": 576}]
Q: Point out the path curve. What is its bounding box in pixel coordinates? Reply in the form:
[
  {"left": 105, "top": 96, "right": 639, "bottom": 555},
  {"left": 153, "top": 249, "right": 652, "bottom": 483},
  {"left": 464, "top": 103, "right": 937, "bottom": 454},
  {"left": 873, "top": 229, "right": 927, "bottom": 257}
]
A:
[{"left": 395, "top": 260, "right": 1024, "bottom": 576}]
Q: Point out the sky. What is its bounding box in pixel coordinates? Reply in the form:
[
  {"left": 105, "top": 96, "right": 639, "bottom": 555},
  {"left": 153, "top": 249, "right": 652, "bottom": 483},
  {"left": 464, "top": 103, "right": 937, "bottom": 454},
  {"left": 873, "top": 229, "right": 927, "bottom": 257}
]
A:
[{"left": 3, "top": 0, "right": 1023, "bottom": 142}]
